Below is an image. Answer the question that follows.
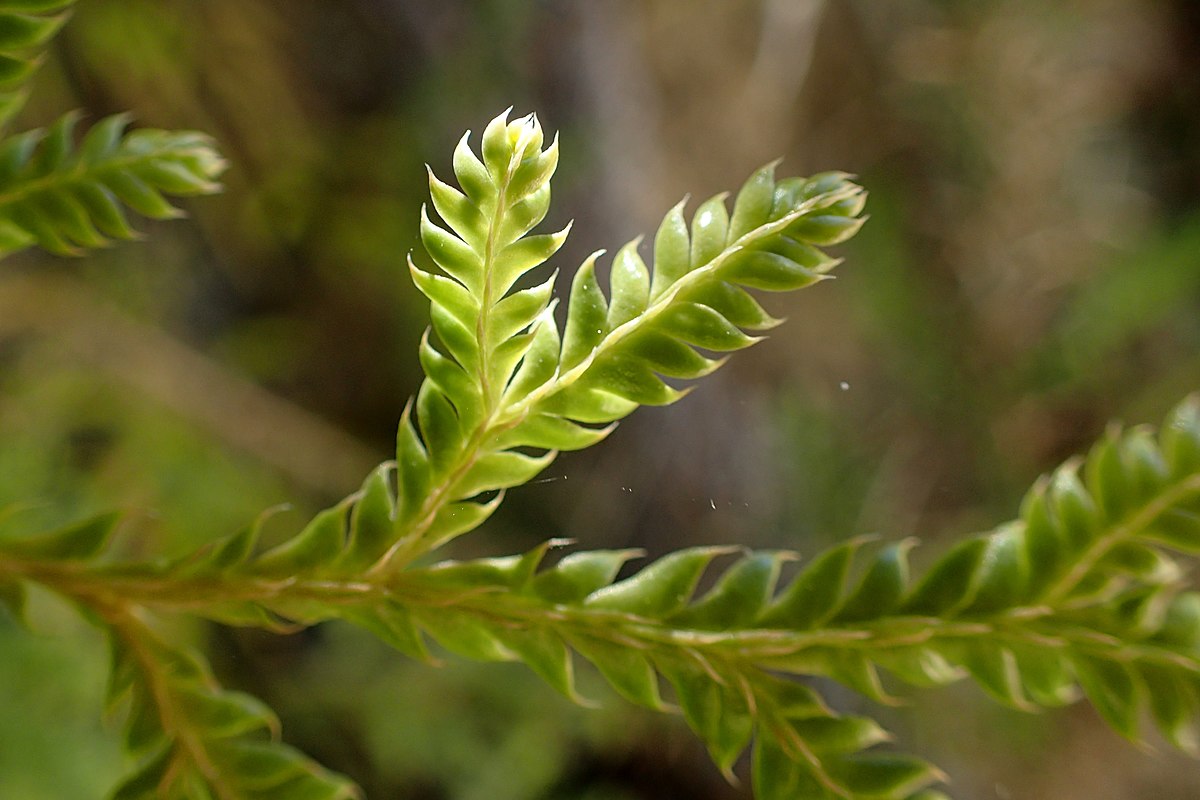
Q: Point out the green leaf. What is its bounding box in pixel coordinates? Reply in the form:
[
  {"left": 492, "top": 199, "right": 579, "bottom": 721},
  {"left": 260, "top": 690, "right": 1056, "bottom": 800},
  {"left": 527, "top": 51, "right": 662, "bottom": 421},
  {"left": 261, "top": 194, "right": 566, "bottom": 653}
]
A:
[
  {"left": 494, "top": 413, "right": 612, "bottom": 451},
  {"left": 1072, "top": 655, "right": 1141, "bottom": 741},
  {"left": 669, "top": 551, "right": 783, "bottom": 629},
  {"left": 416, "top": 382, "right": 463, "bottom": 472},
  {"left": 785, "top": 213, "right": 867, "bottom": 246},
  {"left": 174, "top": 507, "right": 278, "bottom": 575},
  {"left": 760, "top": 675, "right": 833, "bottom": 720},
  {"left": 649, "top": 199, "right": 690, "bottom": 300},
  {"left": 684, "top": 279, "right": 781, "bottom": 331},
  {"left": 427, "top": 166, "right": 486, "bottom": 243},
  {"left": 341, "top": 602, "right": 431, "bottom": 663},
  {"left": 622, "top": 329, "right": 723, "bottom": 380},
  {"left": 491, "top": 225, "right": 569, "bottom": 296},
  {"left": 1046, "top": 463, "right": 1099, "bottom": 556},
  {"left": 1021, "top": 481, "right": 1063, "bottom": 599},
  {"left": 1161, "top": 396, "right": 1200, "bottom": 479},
  {"left": 340, "top": 463, "right": 398, "bottom": 569},
  {"left": 569, "top": 632, "right": 666, "bottom": 710},
  {"left": 1087, "top": 432, "right": 1136, "bottom": 520},
  {"left": 0, "top": 113, "right": 224, "bottom": 260},
  {"left": 107, "top": 624, "right": 360, "bottom": 800},
  {"left": 657, "top": 301, "right": 758, "bottom": 351},
  {"left": 1154, "top": 593, "right": 1200, "bottom": 650},
  {"left": 173, "top": 686, "right": 277, "bottom": 741},
  {"left": 0, "top": 8, "right": 68, "bottom": 52},
  {"left": 1009, "top": 646, "right": 1076, "bottom": 708},
  {"left": 416, "top": 606, "right": 511, "bottom": 662},
  {"left": 538, "top": 383, "right": 639, "bottom": 424},
  {"left": 395, "top": 407, "right": 432, "bottom": 520},
  {"left": 606, "top": 238, "right": 650, "bottom": 328},
  {"left": 825, "top": 754, "right": 943, "bottom": 799},
  {"left": 1145, "top": 507, "right": 1200, "bottom": 554},
  {"left": 489, "top": 269, "right": 555, "bottom": 343},
  {"left": 419, "top": 333, "right": 483, "bottom": 426},
  {"left": 0, "top": 2, "right": 71, "bottom": 130},
  {"left": 757, "top": 538, "right": 869, "bottom": 629},
  {"left": 423, "top": 496, "right": 504, "bottom": 549},
  {"left": 689, "top": 192, "right": 730, "bottom": 267},
  {"left": 254, "top": 500, "right": 351, "bottom": 576},
  {"left": 531, "top": 548, "right": 644, "bottom": 604},
  {"left": 493, "top": 625, "right": 579, "bottom": 701},
  {"left": 901, "top": 538, "right": 989, "bottom": 617},
  {"left": 791, "top": 715, "right": 891, "bottom": 755},
  {"left": 963, "top": 526, "right": 1028, "bottom": 613},
  {"left": 0, "top": 512, "right": 118, "bottom": 560},
  {"left": 581, "top": 353, "right": 686, "bottom": 406},
  {"left": 503, "top": 304, "right": 561, "bottom": 401},
  {"left": 560, "top": 251, "right": 609, "bottom": 370},
  {"left": 423, "top": 542, "right": 552, "bottom": 590},
  {"left": 833, "top": 540, "right": 914, "bottom": 623},
  {"left": 722, "top": 248, "right": 822, "bottom": 292},
  {"left": 1140, "top": 662, "right": 1200, "bottom": 755},
  {"left": 659, "top": 654, "right": 753, "bottom": 778},
  {"left": 751, "top": 734, "right": 808, "bottom": 800},
  {"left": 820, "top": 651, "right": 898, "bottom": 706},
  {"left": 455, "top": 450, "right": 555, "bottom": 497},
  {"left": 728, "top": 161, "right": 778, "bottom": 241},
  {"left": 958, "top": 643, "right": 1034, "bottom": 711},
  {"left": 109, "top": 744, "right": 175, "bottom": 800},
  {"left": 420, "top": 206, "right": 480, "bottom": 292},
  {"left": 451, "top": 129, "right": 493, "bottom": 208},
  {"left": 874, "top": 646, "right": 963, "bottom": 689},
  {"left": 409, "top": 261, "right": 477, "bottom": 328},
  {"left": 509, "top": 131, "right": 558, "bottom": 200},
  {"left": 480, "top": 109, "right": 518, "bottom": 177},
  {"left": 584, "top": 547, "right": 733, "bottom": 617}
]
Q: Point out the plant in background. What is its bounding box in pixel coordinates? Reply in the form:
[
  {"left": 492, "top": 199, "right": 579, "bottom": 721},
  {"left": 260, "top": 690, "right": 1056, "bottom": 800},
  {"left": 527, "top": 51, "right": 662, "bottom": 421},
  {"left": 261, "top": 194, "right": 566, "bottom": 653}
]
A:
[
  {"left": 0, "top": 5, "right": 221, "bottom": 257},
  {"left": 3, "top": 6, "right": 1200, "bottom": 800}
]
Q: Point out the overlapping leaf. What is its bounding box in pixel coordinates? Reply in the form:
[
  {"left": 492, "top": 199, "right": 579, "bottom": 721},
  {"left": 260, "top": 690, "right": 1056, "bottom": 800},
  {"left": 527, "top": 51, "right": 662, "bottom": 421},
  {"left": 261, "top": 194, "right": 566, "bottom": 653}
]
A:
[
  {"left": 340, "top": 395, "right": 1200, "bottom": 798},
  {"left": 5, "top": 106, "right": 1199, "bottom": 800},
  {"left": 0, "top": 0, "right": 75, "bottom": 131},
  {"left": 105, "top": 616, "right": 359, "bottom": 800},
  {"left": 365, "top": 544, "right": 940, "bottom": 799},
  {"left": 510, "top": 164, "right": 865, "bottom": 428},
  {"left": 380, "top": 109, "right": 866, "bottom": 570},
  {"left": 0, "top": 111, "right": 224, "bottom": 259}
]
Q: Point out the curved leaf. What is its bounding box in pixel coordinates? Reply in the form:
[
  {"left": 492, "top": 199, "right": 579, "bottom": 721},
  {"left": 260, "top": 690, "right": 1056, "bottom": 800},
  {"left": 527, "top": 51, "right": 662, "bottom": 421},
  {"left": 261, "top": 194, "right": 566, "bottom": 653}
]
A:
[{"left": 0, "top": 112, "right": 224, "bottom": 259}]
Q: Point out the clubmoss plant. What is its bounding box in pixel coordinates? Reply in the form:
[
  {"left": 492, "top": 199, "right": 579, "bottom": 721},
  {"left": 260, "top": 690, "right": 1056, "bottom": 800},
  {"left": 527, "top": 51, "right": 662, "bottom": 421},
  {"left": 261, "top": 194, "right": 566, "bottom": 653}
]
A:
[{"left": 3, "top": 6, "right": 1200, "bottom": 799}]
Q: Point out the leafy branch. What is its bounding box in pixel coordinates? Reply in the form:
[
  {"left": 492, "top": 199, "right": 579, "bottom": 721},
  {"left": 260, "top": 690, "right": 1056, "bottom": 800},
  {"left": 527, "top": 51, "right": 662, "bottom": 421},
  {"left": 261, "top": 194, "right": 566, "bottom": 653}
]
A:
[
  {"left": 2, "top": 103, "right": 1198, "bottom": 799},
  {"left": 0, "top": 0, "right": 75, "bottom": 131},
  {"left": 0, "top": 4, "right": 226, "bottom": 259},
  {"left": 0, "top": 112, "right": 224, "bottom": 258},
  {"left": 375, "top": 109, "right": 864, "bottom": 572},
  {"left": 104, "top": 606, "right": 359, "bottom": 800},
  {"left": 7, "top": 395, "right": 1200, "bottom": 798}
]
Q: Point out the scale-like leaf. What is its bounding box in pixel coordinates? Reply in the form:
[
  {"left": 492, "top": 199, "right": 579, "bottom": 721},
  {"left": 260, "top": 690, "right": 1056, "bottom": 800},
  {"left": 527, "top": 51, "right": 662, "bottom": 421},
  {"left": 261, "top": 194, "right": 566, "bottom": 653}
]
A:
[
  {"left": 0, "top": 112, "right": 224, "bottom": 259},
  {"left": 374, "top": 117, "right": 869, "bottom": 568},
  {"left": 106, "top": 619, "right": 359, "bottom": 800},
  {"left": 10, "top": 108, "right": 1200, "bottom": 800},
  {"left": 0, "top": 0, "right": 73, "bottom": 131},
  {"left": 584, "top": 547, "right": 733, "bottom": 616},
  {"left": 0, "top": 511, "right": 118, "bottom": 560}
]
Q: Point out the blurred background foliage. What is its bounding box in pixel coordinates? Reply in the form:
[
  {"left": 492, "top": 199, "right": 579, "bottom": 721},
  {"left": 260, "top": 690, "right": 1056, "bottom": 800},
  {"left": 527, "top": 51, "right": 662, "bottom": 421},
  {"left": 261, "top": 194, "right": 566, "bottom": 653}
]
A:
[{"left": 1, "top": 1, "right": 1199, "bottom": 798}]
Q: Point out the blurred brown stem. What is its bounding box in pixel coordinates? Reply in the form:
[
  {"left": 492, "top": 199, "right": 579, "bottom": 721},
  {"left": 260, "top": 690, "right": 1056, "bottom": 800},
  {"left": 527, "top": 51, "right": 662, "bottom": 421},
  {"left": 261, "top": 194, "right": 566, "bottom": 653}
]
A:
[{"left": 0, "top": 271, "right": 382, "bottom": 498}]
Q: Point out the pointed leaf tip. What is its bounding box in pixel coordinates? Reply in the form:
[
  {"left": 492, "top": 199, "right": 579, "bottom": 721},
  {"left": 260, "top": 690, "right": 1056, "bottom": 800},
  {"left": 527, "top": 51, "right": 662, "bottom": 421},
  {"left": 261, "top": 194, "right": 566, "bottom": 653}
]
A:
[{"left": 584, "top": 546, "right": 736, "bottom": 617}]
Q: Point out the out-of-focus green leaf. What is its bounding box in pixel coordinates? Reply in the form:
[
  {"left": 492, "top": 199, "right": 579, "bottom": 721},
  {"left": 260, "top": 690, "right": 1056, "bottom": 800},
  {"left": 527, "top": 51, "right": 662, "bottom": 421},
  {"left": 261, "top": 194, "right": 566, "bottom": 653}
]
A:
[{"left": 0, "top": 113, "right": 224, "bottom": 260}]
